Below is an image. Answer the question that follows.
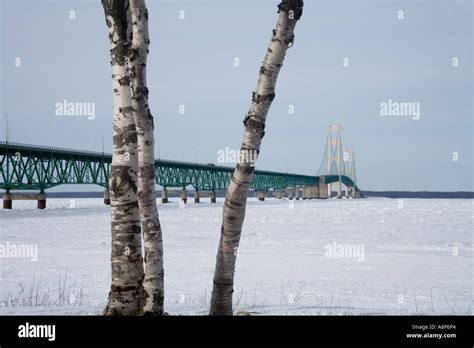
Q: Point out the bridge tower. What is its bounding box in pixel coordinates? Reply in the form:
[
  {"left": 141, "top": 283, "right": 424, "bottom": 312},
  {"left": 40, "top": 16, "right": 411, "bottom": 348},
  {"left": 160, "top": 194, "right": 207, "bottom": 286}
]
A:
[
  {"left": 327, "top": 124, "right": 343, "bottom": 198},
  {"left": 344, "top": 147, "right": 350, "bottom": 198},
  {"left": 349, "top": 147, "right": 357, "bottom": 198}
]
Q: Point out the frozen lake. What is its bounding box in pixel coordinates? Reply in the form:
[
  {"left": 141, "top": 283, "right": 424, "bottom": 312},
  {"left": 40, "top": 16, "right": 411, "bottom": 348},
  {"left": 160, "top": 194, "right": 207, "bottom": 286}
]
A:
[{"left": 0, "top": 197, "right": 472, "bottom": 315}]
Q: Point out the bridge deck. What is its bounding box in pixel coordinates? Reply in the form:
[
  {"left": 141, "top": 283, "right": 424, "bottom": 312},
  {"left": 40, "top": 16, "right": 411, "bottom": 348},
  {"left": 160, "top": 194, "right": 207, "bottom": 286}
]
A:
[{"left": 0, "top": 141, "right": 357, "bottom": 192}]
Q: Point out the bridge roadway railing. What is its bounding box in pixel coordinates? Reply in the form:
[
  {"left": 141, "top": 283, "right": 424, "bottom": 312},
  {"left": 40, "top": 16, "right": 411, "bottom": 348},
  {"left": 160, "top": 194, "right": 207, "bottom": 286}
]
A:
[{"left": 1, "top": 141, "right": 327, "bottom": 192}]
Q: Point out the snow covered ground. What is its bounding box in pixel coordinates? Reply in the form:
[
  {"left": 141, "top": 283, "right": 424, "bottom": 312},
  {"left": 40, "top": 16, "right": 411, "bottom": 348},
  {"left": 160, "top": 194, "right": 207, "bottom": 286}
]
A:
[{"left": 0, "top": 197, "right": 472, "bottom": 315}]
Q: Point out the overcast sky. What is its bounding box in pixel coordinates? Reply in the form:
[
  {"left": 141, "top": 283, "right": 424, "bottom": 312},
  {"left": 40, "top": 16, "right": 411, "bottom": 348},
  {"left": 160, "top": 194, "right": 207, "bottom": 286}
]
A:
[{"left": 1, "top": 0, "right": 472, "bottom": 191}]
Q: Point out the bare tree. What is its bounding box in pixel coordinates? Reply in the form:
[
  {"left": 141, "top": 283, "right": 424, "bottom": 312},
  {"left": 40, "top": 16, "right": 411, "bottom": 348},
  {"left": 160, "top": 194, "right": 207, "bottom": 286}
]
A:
[
  {"left": 102, "top": 0, "right": 144, "bottom": 316},
  {"left": 209, "top": 0, "right": 304, "bottom": 315},
  {"left": 129, "top": 0, "right": 165, "bottom": 315}
]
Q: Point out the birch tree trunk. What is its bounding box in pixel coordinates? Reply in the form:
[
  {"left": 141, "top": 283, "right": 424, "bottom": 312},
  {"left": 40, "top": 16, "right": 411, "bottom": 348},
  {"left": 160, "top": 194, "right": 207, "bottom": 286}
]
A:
[
  {"left": 129, "top": 0, "right": 165, "bottom": 315},
  {"left": 209, "top": 0, "right": 304, "bottom": 316},
  {"left": 102, "top": 0, "right": 144, "bottom": 316}
]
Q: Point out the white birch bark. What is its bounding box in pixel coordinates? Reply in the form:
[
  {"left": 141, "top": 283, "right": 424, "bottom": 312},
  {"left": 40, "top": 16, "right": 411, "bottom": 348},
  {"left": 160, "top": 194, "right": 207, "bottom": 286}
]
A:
[
  {"left": 129, "top": 0, "right": 165, "bottom": 315},
  {"left": 209, "top": 0, "right": 304, "bottom": 316},
  {"left": 102, "top": 0, "right": 144, "bottom": 316}
]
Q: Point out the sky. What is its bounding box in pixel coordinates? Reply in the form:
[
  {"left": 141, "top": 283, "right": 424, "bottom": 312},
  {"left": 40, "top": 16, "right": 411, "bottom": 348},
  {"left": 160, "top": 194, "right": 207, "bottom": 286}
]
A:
[{"left": 0, "top": 0, "right": 472, "bottom": 191}]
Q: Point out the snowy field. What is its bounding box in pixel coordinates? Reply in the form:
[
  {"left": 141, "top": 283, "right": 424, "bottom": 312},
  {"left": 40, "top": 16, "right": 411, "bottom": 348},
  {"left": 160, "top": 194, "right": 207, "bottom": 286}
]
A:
[{"left": 0, "top": 197, "right": 472, "bottom": 315}]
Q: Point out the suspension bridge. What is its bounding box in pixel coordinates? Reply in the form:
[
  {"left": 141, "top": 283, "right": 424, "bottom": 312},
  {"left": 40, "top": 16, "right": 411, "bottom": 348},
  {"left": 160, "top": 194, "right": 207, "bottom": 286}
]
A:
[{"left": 0, "top": 124, "right": 360, "bottom": 209}]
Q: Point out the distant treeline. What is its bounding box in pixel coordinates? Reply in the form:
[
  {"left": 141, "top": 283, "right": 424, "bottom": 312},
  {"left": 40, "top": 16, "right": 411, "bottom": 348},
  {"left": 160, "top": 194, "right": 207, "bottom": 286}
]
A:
[{"left": 361, "top": 191, "right": 474, "bottom": 199}]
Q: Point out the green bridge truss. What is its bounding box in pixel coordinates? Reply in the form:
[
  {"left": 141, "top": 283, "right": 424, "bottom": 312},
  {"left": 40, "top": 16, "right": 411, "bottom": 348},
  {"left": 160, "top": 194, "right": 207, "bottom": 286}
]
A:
[{"left": 0, "top": 141, "right": 357, "bottom": 193}]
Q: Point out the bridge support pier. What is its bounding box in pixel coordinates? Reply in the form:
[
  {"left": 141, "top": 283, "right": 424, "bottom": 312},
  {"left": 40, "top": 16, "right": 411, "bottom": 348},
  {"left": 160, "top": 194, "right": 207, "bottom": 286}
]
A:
[
  {"left": 302, "top": 186, "right": 308, "bottom": 200},
  {"left": 37, "top": 193, "right": 46, "bottom": 210},
  {"left": 274, "top": 191, "right": 284, "bottom": 199},
  {"left": 3, "top": 192, "right": 48, "bottom": 209},
  {"left": 286, "top": 187, "right": 294, "bottom": 200},
  {"left": 256, "top": 191, "right": 266, "bottom": 201},
  {"left": 181, "top": 189, "right": 187, "bottom": 204},
  {"left": 210, "top": 191, "right": 216, "bottom": 204},
  {"left": 104, "top": 190, "right": 111, "bottom": 205},
  {"left": 306, "top": 186, "right": 315, "bottom": 200},
  {"left": 311, "top": 185, "right": 319, "bottom": 199},
  {"left": 3, "top": 193, "right": 12, "bottom": 209},
  {"left": 295, "top": 187, "right": 300, "bottom": 200},
  {"left": 161, "top": 188, "right": 168, "bottom": 204},
  {"left": 194, "top": 190, "right": 200, "bottom": 204},
  {"left": 337, "top": 179, "right": 343, "bottom": 199},
  {"left": 318, "top": 178, "right": 328, "bottom": 199}
]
